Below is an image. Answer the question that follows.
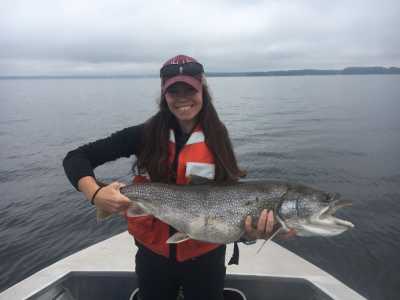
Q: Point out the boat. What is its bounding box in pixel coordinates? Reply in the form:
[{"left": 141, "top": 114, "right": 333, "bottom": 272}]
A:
[{"left": 0, "top": 231, "right": 366, "bottom": 300}]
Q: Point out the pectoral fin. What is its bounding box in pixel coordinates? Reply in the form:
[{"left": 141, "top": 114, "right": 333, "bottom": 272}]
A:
[
  {"left": 166, "top": 232, "right": 191, "bottom": 244},
  {"left": 256, "top": 227, "right": 284, "bottom": 254}
]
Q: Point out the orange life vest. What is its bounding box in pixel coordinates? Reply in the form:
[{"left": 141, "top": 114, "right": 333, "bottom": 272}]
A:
[{"left": 126, "top": 127, "right": 221, "bottom": 261}]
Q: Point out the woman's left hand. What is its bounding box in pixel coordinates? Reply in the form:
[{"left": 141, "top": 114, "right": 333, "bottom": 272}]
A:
[
  {"left": 244, "top": 209, "right": 297, "bottom": 241},
  {"left": 244, "top": 209, "right": 276, "bottom": 240}
]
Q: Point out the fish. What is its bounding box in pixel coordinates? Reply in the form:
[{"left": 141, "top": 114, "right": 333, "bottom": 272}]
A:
[{"left": 114, "top": 177, "right": 354, "bottom": 244}]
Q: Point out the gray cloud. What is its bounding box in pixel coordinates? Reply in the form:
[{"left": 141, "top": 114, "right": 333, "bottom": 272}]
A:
[{"left": 1, "top": 0, "right": 399, "bottom": 75}]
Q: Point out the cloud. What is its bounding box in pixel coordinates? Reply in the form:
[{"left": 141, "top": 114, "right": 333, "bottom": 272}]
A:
[{"left": 1, "top": 0, "right": 399, "bottom": 75}]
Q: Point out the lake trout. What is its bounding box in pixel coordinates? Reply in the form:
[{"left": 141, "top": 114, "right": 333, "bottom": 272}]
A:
[{"left": 105, "top": 178, "right": 354, "bottom": 244}]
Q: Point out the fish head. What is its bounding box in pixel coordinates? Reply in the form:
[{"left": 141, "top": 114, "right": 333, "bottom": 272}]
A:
[{"left": 278, "top": 187, "right": 354, "bottom": 237}]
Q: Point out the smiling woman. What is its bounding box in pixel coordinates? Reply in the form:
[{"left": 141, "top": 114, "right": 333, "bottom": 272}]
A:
[
  {"left": 161, "top": 58, "right": 205, "bottom": 133},
  {"left": 62, "top": 54, "right": 277, "bottom": 300}
]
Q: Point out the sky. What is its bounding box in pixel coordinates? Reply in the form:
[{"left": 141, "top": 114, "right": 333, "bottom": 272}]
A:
[{"left": 1, "top": 0, "right": 399, "bottom": 76}]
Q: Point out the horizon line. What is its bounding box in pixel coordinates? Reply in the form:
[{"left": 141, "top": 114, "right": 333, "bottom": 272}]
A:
[{"left": 1, "top": 66, "right": 399, "bottom": 79}]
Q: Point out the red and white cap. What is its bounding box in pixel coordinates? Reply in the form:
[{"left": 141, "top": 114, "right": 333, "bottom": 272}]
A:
[{"left": 160, "top": 54, "right": 204, "bottom": 94}]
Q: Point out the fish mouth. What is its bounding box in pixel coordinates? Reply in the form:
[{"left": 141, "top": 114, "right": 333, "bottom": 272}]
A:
[{"left": 298, "top": 199, "right": 354, "bottom": 237}]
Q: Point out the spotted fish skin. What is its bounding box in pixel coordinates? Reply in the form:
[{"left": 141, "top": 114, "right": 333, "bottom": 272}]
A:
[{"left": 120, "top": 180, "right": 354, "bottom": 243}]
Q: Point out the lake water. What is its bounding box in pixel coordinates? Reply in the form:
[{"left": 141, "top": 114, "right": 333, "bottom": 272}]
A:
[{"left": 0, "top": 75, "right": 399, "bottom": 299}]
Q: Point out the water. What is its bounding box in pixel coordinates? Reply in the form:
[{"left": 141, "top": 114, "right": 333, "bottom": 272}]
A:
[{"left": 0, "top": 75, "right": 399, "bottom": 299}]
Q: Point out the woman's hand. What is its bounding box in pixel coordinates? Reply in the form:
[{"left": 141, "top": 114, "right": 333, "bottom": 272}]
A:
[
  {"left": 244, "top": 209, "right": 297, "bottom": 241},
  {"left": 92, "top": 181, "right": 132, "bottom": 215},
  {"left": 244, "top": 209, "right": 276, "bottom": 240}
]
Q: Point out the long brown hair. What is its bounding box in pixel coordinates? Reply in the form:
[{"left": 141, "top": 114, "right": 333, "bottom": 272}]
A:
[{"left": 135, "top": 84, "right": 245, "bottom": 183}]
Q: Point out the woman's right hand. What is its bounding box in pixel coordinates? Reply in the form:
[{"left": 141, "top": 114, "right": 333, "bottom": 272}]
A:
[{"left": 92, "top": 181, "right": 133, "bottom": 215}]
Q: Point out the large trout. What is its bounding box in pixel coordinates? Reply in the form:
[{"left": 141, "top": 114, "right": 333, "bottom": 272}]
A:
[{"left": 111, "top": 178, "right": 354, "bottom": 244}]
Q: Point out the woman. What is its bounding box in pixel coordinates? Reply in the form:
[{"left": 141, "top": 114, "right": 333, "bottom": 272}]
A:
[{"left": 63, "top": 54, "right": 276, "bottom": 300}]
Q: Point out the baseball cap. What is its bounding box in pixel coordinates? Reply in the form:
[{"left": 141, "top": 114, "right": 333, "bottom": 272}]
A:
[{"left": 160, "top": 54, "right": 204, "bottom": 94}]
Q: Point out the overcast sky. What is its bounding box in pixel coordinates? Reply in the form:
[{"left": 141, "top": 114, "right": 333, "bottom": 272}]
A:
[{"left": 1, "top": 0, "right": 399, "bottom": 76}]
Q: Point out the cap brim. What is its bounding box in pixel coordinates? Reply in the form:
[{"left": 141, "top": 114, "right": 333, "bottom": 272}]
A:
[{"left": 162, "top": 75, "right": 202, "bottom": 94}]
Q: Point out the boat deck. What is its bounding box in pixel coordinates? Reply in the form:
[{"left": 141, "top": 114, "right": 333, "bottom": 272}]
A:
[{"left": 0, "top": 231, "right": 366, "bottom": 300}]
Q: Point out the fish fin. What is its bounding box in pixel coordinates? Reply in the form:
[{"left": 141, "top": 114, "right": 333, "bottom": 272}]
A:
[
  {"left": 188, "top": 175, "right": 213, "bottom": 185},
  {"left": 96, "top": 208, "right": 113, "bottom": 221},
  {"left": 166, "top": 232, "right": 191, "bottom": 244},
  {"left": 126, "top": 206, "right": 148, "bottom": 217},
  {"left": 256, "top": 227, "right": 283, "bottom": 254},
  {"left": 275, "top": 214, "right": 290, "bottom": 232},
  {"left": 328, "top": 199, "right": 352, "bottom": 214}
]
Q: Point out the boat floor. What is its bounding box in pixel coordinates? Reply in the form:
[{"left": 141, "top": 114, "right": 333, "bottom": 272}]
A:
[{"left": 26, "top": 271, "right": 334, "bottom": 300}]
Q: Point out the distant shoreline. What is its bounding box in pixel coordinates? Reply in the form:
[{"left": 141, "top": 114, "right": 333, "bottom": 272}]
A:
[{"left": 1, "top": 66, "right": 399, "bottom": 80}]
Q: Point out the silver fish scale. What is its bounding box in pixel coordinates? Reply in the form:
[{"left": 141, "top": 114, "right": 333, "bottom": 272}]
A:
[
  {"left": 121, "top": 181, "right": 291, "bottom": 243},
  {"left": 120, "top": 180, "right": 354, "bottom": 241}
]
